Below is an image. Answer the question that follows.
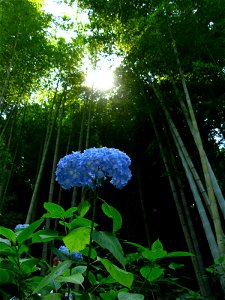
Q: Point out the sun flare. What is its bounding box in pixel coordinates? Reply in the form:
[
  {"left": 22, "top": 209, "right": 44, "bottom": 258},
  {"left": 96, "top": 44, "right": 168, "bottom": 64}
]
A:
[{"left": 85, "top": 68, "right": 114, "bottom": 91}]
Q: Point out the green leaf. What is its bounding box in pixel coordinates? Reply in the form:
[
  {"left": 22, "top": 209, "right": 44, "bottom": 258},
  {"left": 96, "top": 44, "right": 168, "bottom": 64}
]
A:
[
  {"left": 124, "top": 242, "right": 146, "bottom": 251},
  {"left": 73, "top": 265, "right": 87, "bottom": 274},
  {"left": 64, "top": 207, "right": 78, "bottom": 218},
  {"left": 81, "top": 246, "right": 97, "bottom": 259},
  {"left": 141, "top": 239, "right": 167, "bottom": 262},
  {"left": 57, "top": 273, "right": 84, "bottom": 285},
  {"left": 78, "top": 200, "right": 91, "bottom": 217},
  {"left": 70, "top": 217, "right": 96, "bottom": 230},
  {"left": 32, "top": 229, "right": 62, "bottom": 243},
  {"left": 43, "top": 202, "right": 66, "bottom": 219},
  {"left": 88, "top": 271, "right": 97, "bottom": 285},
  {"left": 118, "top": 292, "right": 145, "bottom": 300},
  {"left": 166, "top": 251, "right": 193, "bottom": 257},
  {"left": 80, "top": 293, "right": 100, "bottom": 300},
  {"left": 33, "top": 260, "right": 73, "bottom": 293},
  {"left": 0, "top": 243, "right": 17, "bottom": 257},
  {"left": 20, "top": 258, "right": 39, "bottom": 274},
  {"left": 142, "top": 248, "right": 167, "bottom": 262},
  {"left": 152, "top": 239, "right": 164, "bottom": 251},
  {"left": 168, "top": 262, "right": 185, "bottom": 270},
  {"left": 101, "top": 258, "right": 133, "bottom": 288},
  {"left": 16, "top": 218, "right": 44, "bottom": 244},
  {"left": 63, "top": 227, "right": 91, "bottom": 252},
  {"left": 92, "top": 230, "right": 126, "bottom": 267},
  {"left": 140, "top": 265, "right": 164, "bottom": 282},
  {"left": 102, "top": 202, "right": 122, "bottom": 233},
  {"left": 0, "top": 268, "right": 10, "bottom": 284},
  {"left": 0, "top": 237, "right": 11, "bottom": 246},
  {"left": 100, "top": 290, "right": 118, "bottom": 300},
  {"left": 0, "top": 226, "right": 16, "bottom": 244},
  {"left": 40, "top": 293, "right": 62, "bottom": 300}
]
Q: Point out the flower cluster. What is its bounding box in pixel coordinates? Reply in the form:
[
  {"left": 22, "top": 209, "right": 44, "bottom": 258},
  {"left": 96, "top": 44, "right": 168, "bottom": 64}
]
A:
[
  {"left": 58, "top": 246, "right": 83, "bottom": 262},
  {"left": 56, "top": 147, "right": 132, "bottom": 190},
  {"left": 14, "top": 224, "right": 29, "bottom": 232}
]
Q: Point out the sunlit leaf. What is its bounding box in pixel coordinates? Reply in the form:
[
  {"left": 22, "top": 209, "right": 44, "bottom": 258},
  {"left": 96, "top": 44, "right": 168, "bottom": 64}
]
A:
[{"left": 63, "top": 227, "right": 91, "bottom": 252}]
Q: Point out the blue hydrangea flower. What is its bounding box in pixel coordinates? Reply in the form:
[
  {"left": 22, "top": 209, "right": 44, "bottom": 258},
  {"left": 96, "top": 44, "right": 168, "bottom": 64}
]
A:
[
  {"left": 14, "top": 224, "right": 29, "bottom": 232},
  {"left": 71, "top": 251, "right": 83, "bottom": 261},
  {"left": 58, "top": 245, "right": 70, "bottom": 258},
  {"left": 58, "top": 246, "right": 82, "bottom": 262},
  {"left": 56, "top": 147, "right": 132, "bottom": 189}
]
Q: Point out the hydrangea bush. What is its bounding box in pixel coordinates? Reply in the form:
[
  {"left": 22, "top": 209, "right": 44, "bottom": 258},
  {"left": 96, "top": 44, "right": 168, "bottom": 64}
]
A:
[
  {"left": 56, "top": 147, "right": 132, "bottom": 189},
  {"left": 0, "top": 147, "right": 199, "bottom": 300}
]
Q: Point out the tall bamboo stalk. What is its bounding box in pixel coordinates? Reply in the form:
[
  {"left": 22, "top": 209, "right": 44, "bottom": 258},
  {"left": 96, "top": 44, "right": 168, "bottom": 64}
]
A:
[
  {"left": 171, "top": 41, "right": 225, "bottom": 255},
  {"left": 25, "top": 87, "right": 60, "bottom": 224}
]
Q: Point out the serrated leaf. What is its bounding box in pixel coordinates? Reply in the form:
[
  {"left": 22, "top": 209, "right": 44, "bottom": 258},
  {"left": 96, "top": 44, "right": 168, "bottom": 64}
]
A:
[
  {"left": 102, "top": 202, "right": 122, "bottom": 233},
  {"left": 140, "top": 265, "right": 164, "bottom": 282},
  {"left": 78, "top": 200, "right": 91, "bottom": 217},
  {"left": 92, "top": 230, "right": 126, "bottom": 267},
  {"left": 101, "top": 258, "right": 133, "bottom": 288},
  {"left": 63, "top": 227, "right": 91, "bottom": 252},
  {"left": 43, "top": 202, "right": 65, "bottom": 219},
  {"left": 118, "top": 292, "right": 145, "bottom": 300}
]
